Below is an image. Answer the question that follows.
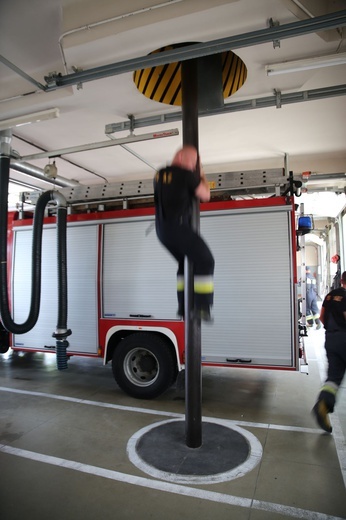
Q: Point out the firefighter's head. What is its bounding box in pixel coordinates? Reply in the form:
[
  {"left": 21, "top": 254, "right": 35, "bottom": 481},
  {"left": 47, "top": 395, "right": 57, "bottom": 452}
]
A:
[
  {"left": 172, "top": 145, "right": 198, "bottom": 171},
  {"left": 305, "top": 266, "right": 312, "bottom": 278}
]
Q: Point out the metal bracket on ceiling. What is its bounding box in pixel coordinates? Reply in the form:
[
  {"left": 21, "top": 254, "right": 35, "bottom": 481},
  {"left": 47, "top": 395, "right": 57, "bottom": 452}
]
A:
[
  {"left": 128, "top": 114, "right": 135, "bottom": 135},
  {"left": 72, "top": 67, "right": 84, "bottom": 90},
  {"left": 269, "top": 18, "right": 281, "bottom": 49},
  {"left": 46, "top": 67, "right": 84, "bottom": 90},
  {"left": 44, "top": 71, "right": 61, "bottom": 89},
  {"left": 274, "top": 89, "right": 282, "bottom": 109}
]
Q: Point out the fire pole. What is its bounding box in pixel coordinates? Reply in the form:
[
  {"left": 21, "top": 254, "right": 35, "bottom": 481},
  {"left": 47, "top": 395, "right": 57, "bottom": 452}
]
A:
[{"left": 181, "top": 58, "right": 202, "bottom": 448}]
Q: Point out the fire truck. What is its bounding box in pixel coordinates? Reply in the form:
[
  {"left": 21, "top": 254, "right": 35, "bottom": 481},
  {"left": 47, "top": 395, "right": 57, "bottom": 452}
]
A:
[{"left": 1, "top": 168, "right": 300, "bottom": 399}]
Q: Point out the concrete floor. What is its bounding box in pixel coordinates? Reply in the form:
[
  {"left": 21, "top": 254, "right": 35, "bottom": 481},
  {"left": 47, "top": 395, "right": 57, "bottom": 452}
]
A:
[{"left": 0, "top": 328, "right": 345, "bottom": 520}]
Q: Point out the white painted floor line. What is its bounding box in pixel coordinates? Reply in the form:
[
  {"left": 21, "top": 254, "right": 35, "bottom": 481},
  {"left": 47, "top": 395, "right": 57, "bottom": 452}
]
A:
[
  {"left": 331, "top": 415, "right": 346, "bottom": 488},
  {"left": 0, "top": 386, "right": 321, "bottom": 434},
  {"left": 0, "top": 443, "right": 343, "bottom": 520}
]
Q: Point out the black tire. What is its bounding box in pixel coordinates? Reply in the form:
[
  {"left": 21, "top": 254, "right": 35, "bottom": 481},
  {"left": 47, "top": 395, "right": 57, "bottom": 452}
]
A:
[{"left": 112, "top": 332, "right": 178, "bottom": 399}]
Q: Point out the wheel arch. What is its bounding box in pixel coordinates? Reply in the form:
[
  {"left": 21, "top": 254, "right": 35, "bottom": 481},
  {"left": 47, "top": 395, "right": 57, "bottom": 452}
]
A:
[{"left": 104, "top": 325, "right": 182, "bottom": 371}]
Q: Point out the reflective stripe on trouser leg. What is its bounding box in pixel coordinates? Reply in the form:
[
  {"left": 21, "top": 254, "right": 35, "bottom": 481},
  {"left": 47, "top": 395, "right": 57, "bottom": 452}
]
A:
[
  {"left": 194, "top": 275, "right": 214, "bottom": 309},
  {"left": 177, "top": 275, "right": 184, "bottom": 315}
]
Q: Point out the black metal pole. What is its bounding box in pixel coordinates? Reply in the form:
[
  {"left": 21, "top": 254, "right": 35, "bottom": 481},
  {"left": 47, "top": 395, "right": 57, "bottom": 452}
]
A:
[{"left": 181, "top": 59, "right": 202, "bottom": 449}]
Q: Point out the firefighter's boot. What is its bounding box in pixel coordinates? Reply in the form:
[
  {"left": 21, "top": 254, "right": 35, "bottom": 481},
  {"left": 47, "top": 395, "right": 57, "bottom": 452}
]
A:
[
  {"left": 315, "top": 319, "right": 322, "bottom": 330},
  {"left": 195, "top": 305, "right": 214, "bottom": 323},
  {"left": 177, "top": 307, "right": 184, "bottom": 319},
  {"left": 312, "top": 384, "right": 337, "bottom": 433},
  {"left": 312, "top": 400, "right": 332, "bottom": 433}
]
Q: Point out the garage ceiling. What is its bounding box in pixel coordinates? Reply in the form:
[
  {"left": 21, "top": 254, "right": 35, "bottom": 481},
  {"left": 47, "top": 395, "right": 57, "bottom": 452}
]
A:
[{"left": 1, "top": 0, "right": 346, "bottom": 216}]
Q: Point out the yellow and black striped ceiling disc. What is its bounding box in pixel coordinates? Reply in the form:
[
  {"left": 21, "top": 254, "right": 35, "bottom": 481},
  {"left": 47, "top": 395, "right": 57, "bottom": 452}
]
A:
[{"left": 133, "top": 43, "right": 247, "bottom": 106}]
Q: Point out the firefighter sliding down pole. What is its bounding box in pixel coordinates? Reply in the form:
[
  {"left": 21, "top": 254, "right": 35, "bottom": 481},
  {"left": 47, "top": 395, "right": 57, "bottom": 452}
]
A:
[{"left": 153, "top": 145, "right": 214, "bottom": 321}]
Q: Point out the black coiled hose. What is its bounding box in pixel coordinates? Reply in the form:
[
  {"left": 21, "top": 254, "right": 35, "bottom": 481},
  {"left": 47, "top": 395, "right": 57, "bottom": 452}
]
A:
[
  {"left": 55, "top": 204, "right": 68, "bottom": 332},
  {"left": 53, "top": 202, "right": 71, "bottom": 370},
  {"left": 0, "top": 154, "right": 71, "bottom": 368}
]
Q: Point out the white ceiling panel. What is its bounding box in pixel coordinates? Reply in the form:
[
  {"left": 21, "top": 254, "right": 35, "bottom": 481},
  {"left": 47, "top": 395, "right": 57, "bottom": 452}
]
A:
[{"left": 0, "top": 0, "right": 345, "bottom": 215}]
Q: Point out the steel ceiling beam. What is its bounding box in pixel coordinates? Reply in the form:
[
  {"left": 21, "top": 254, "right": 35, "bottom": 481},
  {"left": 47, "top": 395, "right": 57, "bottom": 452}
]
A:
[
  {"left": 45, "top": 10, "right": 346, "bottom": 90},
  {"left": 0, "top": 55, "right": 47, "bottom": 91},
  {"left": 105, "top": 84, "right": 346, "bottom": 134}
]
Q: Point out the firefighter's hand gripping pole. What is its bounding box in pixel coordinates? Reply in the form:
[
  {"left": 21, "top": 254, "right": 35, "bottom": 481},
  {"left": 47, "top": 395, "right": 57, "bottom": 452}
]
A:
[{"left": 0, "top": 146, "right": 71, "bottom": 369}]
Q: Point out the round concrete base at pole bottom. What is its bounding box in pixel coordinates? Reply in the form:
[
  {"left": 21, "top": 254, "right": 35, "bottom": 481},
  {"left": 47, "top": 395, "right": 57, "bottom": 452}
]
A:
[{"left": 127, "top": 419, "right": 263, "bottom": 485}]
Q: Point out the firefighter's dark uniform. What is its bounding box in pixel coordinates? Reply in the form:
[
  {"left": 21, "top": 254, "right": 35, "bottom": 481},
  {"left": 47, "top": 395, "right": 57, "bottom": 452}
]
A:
[
  {"left": 154, "top": 165, "right": 214, "bottom": 319},
  {"left": 312, "top": 285, "right": 346, "bottom": 432}
]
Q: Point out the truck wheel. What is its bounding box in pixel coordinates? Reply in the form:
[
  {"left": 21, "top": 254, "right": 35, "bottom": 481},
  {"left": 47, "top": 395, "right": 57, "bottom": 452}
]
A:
[{"left": 112, "top": 332, "right": 177, "bottom": 399}]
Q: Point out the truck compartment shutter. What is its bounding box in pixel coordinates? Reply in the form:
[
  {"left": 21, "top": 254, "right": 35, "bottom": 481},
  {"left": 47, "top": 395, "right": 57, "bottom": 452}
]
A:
[
  {"left": 201, "top": 207, "right": 294, "bottom": 366},
  {"left": 102, "top": 219, "right": 177, "bottom": 319},
  {"left": 12, "top": 225, "right": 99, "bottom": 354}
]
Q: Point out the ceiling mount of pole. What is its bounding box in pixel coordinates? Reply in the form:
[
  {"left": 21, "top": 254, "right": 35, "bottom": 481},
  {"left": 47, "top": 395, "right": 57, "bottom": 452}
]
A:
[{"left": 133, "top": 43, "right": 247, "bottom": 107}]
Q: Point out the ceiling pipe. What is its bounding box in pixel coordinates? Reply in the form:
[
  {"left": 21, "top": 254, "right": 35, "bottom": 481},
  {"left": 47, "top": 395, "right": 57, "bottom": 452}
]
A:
[
  {"left": 13, "top": 134, "right": 109, "bottom": 184},
  {"left": 307, "top": 173, "right": 346, "bottom": 181},
  {"left": 9, "top": 178, "right": 42, "bottom": 191},
  {"left": 10, "top": 160, "right": 79, "bottom": 188}
]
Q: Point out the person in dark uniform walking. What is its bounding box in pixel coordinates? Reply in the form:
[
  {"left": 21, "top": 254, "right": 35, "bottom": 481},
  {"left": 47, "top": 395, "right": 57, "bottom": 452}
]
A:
[
  {"left": 306, "top": 266, "right": 321, "bottom": 329},
  {"left": 154, "top": 145, "right": 214, "bottom": 321},
  {"left": 312, "top": 270, "right": 346, "bottom": 433}
]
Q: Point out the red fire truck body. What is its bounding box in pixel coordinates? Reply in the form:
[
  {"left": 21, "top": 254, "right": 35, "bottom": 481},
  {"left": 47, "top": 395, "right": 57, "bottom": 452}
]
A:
[{"left": 5, "top": 194, "right": 298, "bottom": 398}]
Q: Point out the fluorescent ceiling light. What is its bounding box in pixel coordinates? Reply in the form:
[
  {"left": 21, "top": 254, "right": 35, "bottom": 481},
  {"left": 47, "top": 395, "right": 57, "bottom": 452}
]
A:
[
  {"left": 0, "top": 108, "right": 60, "bottom": 131},
  {"left": 265, "top": 52, "right": 346, "bottom": 76}
]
